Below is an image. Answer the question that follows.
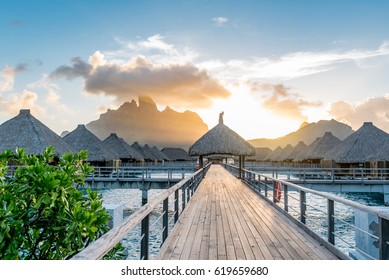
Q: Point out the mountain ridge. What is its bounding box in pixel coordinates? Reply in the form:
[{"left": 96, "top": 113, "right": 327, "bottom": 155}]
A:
[
  {"left": 85, "top": 96, "right": 209, "bottom": 149},
  {"left": 248, "top": 119, "right": 354, "bottom": 150}
]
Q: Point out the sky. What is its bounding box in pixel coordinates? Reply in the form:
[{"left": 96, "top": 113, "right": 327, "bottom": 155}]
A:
[{"left": 2, "top": 0, "right": 389, "bottom": 140}]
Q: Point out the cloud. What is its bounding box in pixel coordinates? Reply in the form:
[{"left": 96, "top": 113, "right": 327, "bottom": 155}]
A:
[
  {"left": 198, "top": 41, "right": 389, "bottom": 81},
  {"left": 9, "top": 18, "right": 23, "bottom": 26},
  {"left": 28, "top": 75, "right": 75, "bottom": 115},
  {"left": 0, "top": 64, "right": 28, "bottom": 92},
  {"left": 329, "top": 96, "right": 389, "bottom": 131},
  {"left": 260, "top": 83, "right": 322, "bottom": 122},
  {"left": 0, "top": 90, "right": 48, "bottom": 118},
  {"left": 212, "top": 17, "right": 229, "bottom": 26},
  {"left": 49, "top": 57, "right": 92, "bottom": 80},
  {"left": 50, "top": 53, "right": 231, "bottom": 108}
]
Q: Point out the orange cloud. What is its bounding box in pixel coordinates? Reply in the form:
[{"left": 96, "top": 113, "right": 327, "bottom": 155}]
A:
[
  {"left": 50, "top": 55, "right": 231, "bottom": 108},
  {"left": 330, "top": 96, "right": 389, "bottom": 131},
  {"left": 260, "top": 83, "right": 322, "bottom": 122}
]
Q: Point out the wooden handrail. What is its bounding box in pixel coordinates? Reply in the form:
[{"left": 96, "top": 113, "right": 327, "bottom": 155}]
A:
[{"left": 71, "top": 163, "right": 211, "bottom": 260}]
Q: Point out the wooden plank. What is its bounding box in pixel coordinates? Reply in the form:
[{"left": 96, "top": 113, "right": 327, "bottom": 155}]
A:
[{"left": 157, "top": 165, "right": 339, "bottom": 260}]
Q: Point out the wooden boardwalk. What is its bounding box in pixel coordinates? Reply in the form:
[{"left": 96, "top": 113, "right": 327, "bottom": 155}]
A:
[{"left": 157, "top": 165, "right": 339, "bottom": 260}]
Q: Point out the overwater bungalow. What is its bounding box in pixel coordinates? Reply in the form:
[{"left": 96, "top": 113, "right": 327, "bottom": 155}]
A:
[
  {"left": 285, "top": 141, "right": 307, "bottom": 163},
  {"left": 247, "top": 147, "right": 273, "bottom": 162},
  {"left": 151, "top": 146, "right": 170, "bottom": 161},
  {"left": 142, "top": 144, "right": 159, "bottom": 162},
  {"left": 325, "top": 122, "right": 389, "bottom": 169},
  {"left": 274, "top": 144, "right": 294, "bottom": 162},
  {"left": 0, "top": 109, "right": 75, "bottom": 157},
  {"left": 188, "top": 112, "right": 255, "bottom": 177},
  {"left": 264, "top": 146, "right": 283, "bottom": 162},
  {"left": 298, "top": 132, "right": 342, "bottom": 167},
  {"left": 131, "top": 142, "right": 152, "bottom": 162},
  {"left": 63, "top": 124, "right": 118, "bottom": 166},
  {"left": 161, "top": 147, "right": 193, "bottom": 161},
  {"left": 102, "top": 133, "right": 144, "bottom": 163}
]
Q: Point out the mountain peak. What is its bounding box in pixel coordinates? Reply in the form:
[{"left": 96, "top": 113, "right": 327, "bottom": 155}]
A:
[{"left": 86, "top": 96, "right": 208, "bottom": 149}]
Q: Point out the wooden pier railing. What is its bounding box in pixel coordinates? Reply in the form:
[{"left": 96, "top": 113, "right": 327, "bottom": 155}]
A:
[
  {"left": 224, "top": 163, "right": 389, "bottom": 260},
  {"left": 71, "top": 163, "right": 211, "bottom": 260}
]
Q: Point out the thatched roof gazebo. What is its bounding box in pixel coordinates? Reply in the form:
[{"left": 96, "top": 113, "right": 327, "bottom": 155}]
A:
[
  {"left": 142, "top": 144, "right": 158, "bottom": 161},
  {"left": 102, "top": 133, "right": 144, "bottom": 162},
  {"left": 63, "top": 124, "right": 118, "bottom": 165},
  {"left": 0, "top": 109, "right": 75, "bottom": 156},
  {"left": 325, "top": 122, "right": 389, "bottom": 166},
  {"left": 161, "top": 147, "right": 193, "bottom": 161},
  {"left": 188, "top": 112, "right": 255, "bottom": 177}
]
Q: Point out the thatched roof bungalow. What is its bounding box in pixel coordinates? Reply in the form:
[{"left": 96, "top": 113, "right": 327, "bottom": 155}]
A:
[
  {"left": 0, "top": 109, "right": 75, "bottom": 156},
  {"left": 161, "top": 147, "right": 193, "bottom": 161},
  {"left": 189, "top": 112, "right": 255, "bottom": 177},
  {"left": 142, "top": 144, "right": 159, "bottom": 161},
  {"left": 274, "top": 144, "right": 294, "bottom": 162},
  {"left": 298, "top": 132, "right": 342, "bottom": 163},
  {"left": 285, "top": 141, "right": 307, "bottom": 161},
  {"left": 63, "top": 124, "right": 118, "bottom": 165},
  {"left": 131, "top": 142, "right": 152, "bottom": 161},
  {"left": 325, "top": 122, "right": 389, "bottom": 167},
  {"left": 247, "top": 147, "right": 273, "bottom": 161},
  {"left": 151, "top": 146, "right": 170, "bottom": 161},
  {"left": 102, "top": 133, "right": 143, "bottom": 162},
  {"left": 264, "top": 146, "right": 283, "bottom": 162}
]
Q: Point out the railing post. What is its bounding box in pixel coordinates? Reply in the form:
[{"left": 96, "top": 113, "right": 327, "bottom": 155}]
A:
[
  {"left": 284, "top": 184, "right": 288, "bottom": 212},
  {"left": 265, "top": 177, "right": 268, "bottom": 197},
  {"left": 379, "top": 216, "right": 389, "bottom": 260},
  {"left": 327, "top": 199, "right": 335, "bottom": 245},
  {"left": 174, "top": 189, "right": 179, "bottom": 223},
  {"left": 162, "top": 197, "right": 169, "bottom": 244},
  {"left": 273, "top": 181, "right": 277, "bottom": 203},
  {"left": 300, "top": 190, "right": 306, "bottom": 224},
  {"left": 141, "top": 187, "right": 149, "bottom": 260},
  {"left": 182, "top": 185, "right": 186, "bottom": 211}
]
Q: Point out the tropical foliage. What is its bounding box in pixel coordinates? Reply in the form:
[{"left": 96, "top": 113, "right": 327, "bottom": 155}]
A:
[{"left": 0, "top": 147, "right": 121, "bottom": 259}]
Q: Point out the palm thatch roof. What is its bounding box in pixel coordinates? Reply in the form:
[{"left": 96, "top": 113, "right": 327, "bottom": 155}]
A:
[
  {"left": 366, "top": 141, "right": 389, "bottom": 161},
  {"left": 264, "top": 146, "right": 283, "bottom": 161},
  {"left": 247, "top": 147, "right": 273, "bottom": 161},
  {"left": 0, "top": 109, "right": 75, "bottom": 156},
  {"left": 142, "top": 144, "right": 158, "bottom": 161},
  {"left": 131, "top": 142, "right": 150, "bottom": 161},
  {"left": 297, "top": 132, "right": 342, "bottom": 161},
  {"left": 188, "top": 114, "right": 255, "bottom": 156},
  {"left": 102, "top": 133, "right": 143, "bottom": 161},
  {"left": 285, "top": 141, "right": 307, "bottom": 161},
  {"left": 325, "top": 122, "right": 389, "bottom": 163},
  {"left": 161, "top": 147, "right": 193, "bottom": 161},
  {"left": 151, "top": 146, "right": 170, "bottom": 161},
  {"left": 63, "top": 125, "right": 118, "bottom": 162},
  {"left": 275, "top": 144, "right": 294, "bottom": 161}
]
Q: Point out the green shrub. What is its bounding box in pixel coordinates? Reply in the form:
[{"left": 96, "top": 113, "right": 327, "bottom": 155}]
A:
[{"left": 0, "top": 146, "right": 122, "bottom": 259}]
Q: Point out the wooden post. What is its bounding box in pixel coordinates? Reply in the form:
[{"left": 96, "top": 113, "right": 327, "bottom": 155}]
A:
[
  {"left": 327, "top": 199, "right": 335, "bottom": 245},
  {"left": 162, "top": 197, "right": 169, "bottom": 244},
  {"left": 239, "top": 155, "right": 242, "bottom": 178},
  {"left": 174, "top": 189, "right": 179, "bottom": 223},
  {"left": 379, "top": 216, "right": 389, "bottom": 260},
  {"left": 141, "top": 187, "right": 149, "bottom": 260},
  {"left": 300, "top": 190, "right": 306, "bottom": 224},
  {"left": 199, "top": 155, "right": 204, "bottom": 168},
  {"left": 284, "top": 184, "right": 288, "bottom": 212}
]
